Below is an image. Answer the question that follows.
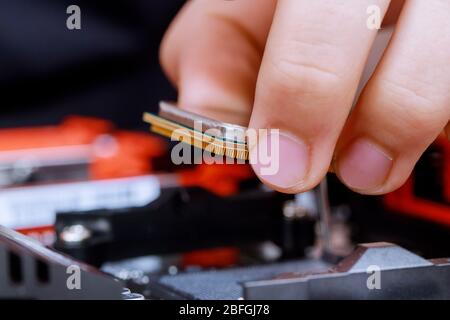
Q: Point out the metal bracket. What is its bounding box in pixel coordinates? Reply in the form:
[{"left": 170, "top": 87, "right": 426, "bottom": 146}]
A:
[{"left": 243, "top": 242, "right": 450, "bottom": 300}]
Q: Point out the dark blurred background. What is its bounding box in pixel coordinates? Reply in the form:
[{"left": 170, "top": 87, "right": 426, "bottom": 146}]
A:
[{"left": 0, "top": 0, "right": 185, "bottom": 129}]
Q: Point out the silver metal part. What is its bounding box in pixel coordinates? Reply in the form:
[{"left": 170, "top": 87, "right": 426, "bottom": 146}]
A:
[
  {"left": 243, "top": 242, "right": 450, "bottom": 300},
  {"left": 159, "top": 101, "right": 248, "bottom": 143},
  {"left": 60, "top": 225, "right": 92, "bottom": 244},
  {"left": 122, "top": 288, "right": 145, "bottom": 300},
  {"left": 316, "top": 179, "right": 332, "bottom": 255}
]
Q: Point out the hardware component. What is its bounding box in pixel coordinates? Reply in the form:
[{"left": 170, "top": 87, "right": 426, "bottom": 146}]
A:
[
  {"left": 147, "top": 242, "right": 450, "bottom": 300},
  {"left": 54, "top": 187, "right": 316, "bottom": 266},
  {"left": 142, "top": 102, "right": 332, "bottom": 261},
  {"left": 0, "top": 116, "right": 167, "bottom": 243},
  {"left": 149, "top": 258, "right": 331, "bottom": 300},
  {"left": 60, "top": 225, "right": 92, "bottom": 244},
  {"left": 0, "top": 225, "right": 124, "bottom": 300},
  {"left": 121, "top": 288, "right": 145, "bottom": 300},
  {"left": 243, "top": 242, "right": 450, "bottom": 300},
  {"left": 0, "top": 175, "right": 161, "bottom": 232},
  {"left": 143, "top": 102, "right": 249, "bottom": 160}
]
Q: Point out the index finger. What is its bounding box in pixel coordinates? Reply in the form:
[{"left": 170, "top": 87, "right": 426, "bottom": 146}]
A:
[{"left": 249, "top": 0, "right": 391, "bottom": 193}]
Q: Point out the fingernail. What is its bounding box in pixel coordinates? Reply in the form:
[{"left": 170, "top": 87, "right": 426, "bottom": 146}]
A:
[
  {"left": 249, "top": 130, "right": 309, "bottom": 189},
  {"left": 337, "top": 138, "right": 393, "bottom": 191}
]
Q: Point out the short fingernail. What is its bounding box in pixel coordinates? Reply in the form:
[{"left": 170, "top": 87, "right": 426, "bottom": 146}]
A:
[
  {"left": 249, "top": 130, "right": 309, "bottom": 189},
  {"left": 337, "top": 138, "right": 393, "bottom": 191}
]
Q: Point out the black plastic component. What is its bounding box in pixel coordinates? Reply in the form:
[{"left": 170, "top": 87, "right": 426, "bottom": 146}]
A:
[
  {"left": 0, "top": 226, "right": 123, "bottom": 300},
  {"left": 55, "top": 187, "right": 315, "bottom": 266}
]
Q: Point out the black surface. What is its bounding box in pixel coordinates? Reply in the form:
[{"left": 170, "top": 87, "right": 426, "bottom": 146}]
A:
[
  {"left": 55, "top": 187, "right": 315, "bottom": 266},
  {"left": 0, "top": 0, "right": 185, "bottom": 129},
  {"left": 151, "top": 259, "right": 330, "bottom": 300}
]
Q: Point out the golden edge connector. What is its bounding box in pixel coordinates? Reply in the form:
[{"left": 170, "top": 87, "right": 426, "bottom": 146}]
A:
[{"left": 143, "top": 112, "right": 249, "bottom": 161}]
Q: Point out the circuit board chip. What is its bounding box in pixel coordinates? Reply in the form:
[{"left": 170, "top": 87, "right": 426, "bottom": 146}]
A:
[{"left": 143, "top": 102, "right": 249, "bottom": 160}]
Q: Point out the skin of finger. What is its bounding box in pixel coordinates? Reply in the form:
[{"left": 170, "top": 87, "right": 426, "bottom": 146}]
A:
[
  {"left": 249, "top": 0, "right": 391, "bottom": 192},
  {"left": 383, "top": 0, "right": 405, "bottom": 26},
  {"left": 335, "top": 0, "right": 450, "bottom": 195},
  {"left": 160, "top": 0, "right": 276, "bottom": 125}
]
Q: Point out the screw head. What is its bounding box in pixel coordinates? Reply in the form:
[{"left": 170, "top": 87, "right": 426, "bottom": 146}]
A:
[{"left": 60, "top": 224, "right": 92, "bottom": 244}]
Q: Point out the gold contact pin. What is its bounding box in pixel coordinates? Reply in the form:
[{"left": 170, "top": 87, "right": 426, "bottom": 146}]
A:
[{"left": 143, "top": 102, "right": 249, "bottom": 160}]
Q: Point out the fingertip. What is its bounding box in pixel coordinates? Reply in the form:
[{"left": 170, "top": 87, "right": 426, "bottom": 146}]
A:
[
  {"left": 249, "top": 129, "right": 312, "bottom": 193},
  {"left": 335, "top": 138, "right": 394, "bottom": 194},
  {"left": 177, "top": 73, "right": 252, "bottom": 126}
]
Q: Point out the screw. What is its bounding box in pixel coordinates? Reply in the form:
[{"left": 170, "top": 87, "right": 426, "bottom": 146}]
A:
[{"left": 60, "top": 225, "right": 92, "bottom": 244}]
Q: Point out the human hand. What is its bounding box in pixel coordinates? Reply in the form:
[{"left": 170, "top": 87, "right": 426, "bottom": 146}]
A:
[{"left": 160, "top": 0, "right": 450, "bottom": 194}]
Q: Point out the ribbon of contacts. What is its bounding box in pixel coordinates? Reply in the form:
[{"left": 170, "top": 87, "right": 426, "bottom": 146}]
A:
[{"left": 143, "top": 101, "right": 249, "bottom": 160}]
